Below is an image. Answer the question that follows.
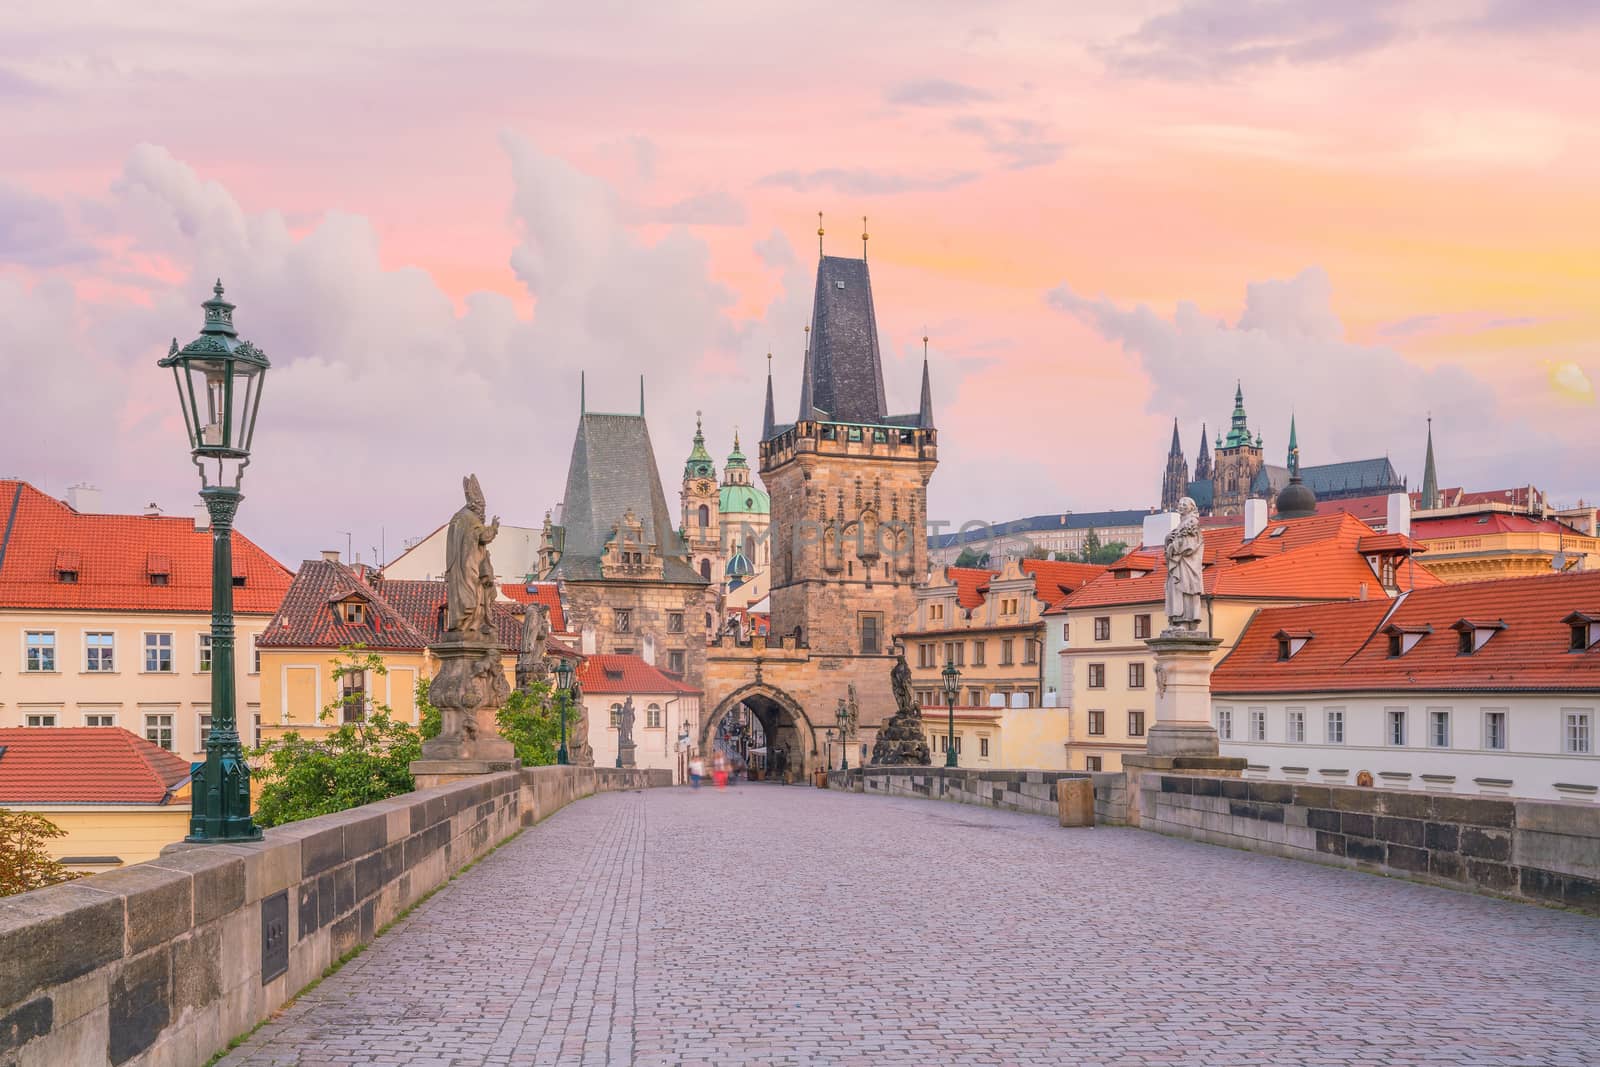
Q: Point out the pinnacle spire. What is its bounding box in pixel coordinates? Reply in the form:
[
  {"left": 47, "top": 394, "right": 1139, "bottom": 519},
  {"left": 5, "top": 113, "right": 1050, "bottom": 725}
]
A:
[
  {"left": 1421, "top": 415, "right": 1439, "bottom": 511},
  {"left": 762, "top": 352, "right": 776, "bottom": 440},
  {"left": 1194, "top": 423, "right": 1212, "bottom": 481},
  {"left": 918, "top": 333, "right": 934, "bottom": 429},
  {"left": 1287, "top": 414, "right": 1300, "bottom": 478},
  {"left": 1168, "top": 417, "right": 1183, "bottom": 458},
  {"left": 798, "top": 322, "right": 816, "bottom": 421}
]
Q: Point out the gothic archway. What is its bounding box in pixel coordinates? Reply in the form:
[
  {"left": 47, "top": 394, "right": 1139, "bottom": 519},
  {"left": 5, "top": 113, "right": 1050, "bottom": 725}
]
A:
[{"left": 702, "top": 682, "right": 819, "bottom": 777}]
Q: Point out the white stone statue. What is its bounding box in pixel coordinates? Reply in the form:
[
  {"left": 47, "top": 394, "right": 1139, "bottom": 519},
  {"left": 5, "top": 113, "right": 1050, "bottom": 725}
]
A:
[{"left": 1163, "top": 497, "right": 1205, "bottom": 633}]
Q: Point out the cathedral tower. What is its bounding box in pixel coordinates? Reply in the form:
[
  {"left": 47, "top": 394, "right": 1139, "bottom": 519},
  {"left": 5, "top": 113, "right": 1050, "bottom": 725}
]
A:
[
  {"left": 1160, "top": 418, "right": 1189, "bottom": 511},
  {"left": 760, "top": 253, "right": 938, "bottom": 655},
  {"left": 1211, "top": 382, "right": 1264, "bottom": 516}
]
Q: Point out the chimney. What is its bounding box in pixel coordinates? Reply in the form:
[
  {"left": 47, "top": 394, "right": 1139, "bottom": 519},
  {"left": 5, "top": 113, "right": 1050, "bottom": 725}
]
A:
[
  {"left": 642, "top": 633, "right": 656, "bottom": 666},
  {"left": 321, "top": 549, "right": 341, "bottom": 563},
  {"left": 1141, "top": 512, "right": 1178, "bottom": 548},
  {"left": 143, "top": 502, "right": 163, "bottom": 518},
  {"left": 66, "top": 484, "right": 102, "bottom": 514},
  {"left": 1386, "top": 492, "right": 1411, "bottom": 537},
  {"left": 1244, "top": 498, "right": 1268, "bottom": 541},
  {"left": 194, "top": 504, "right": 210, "bottom": 532}
]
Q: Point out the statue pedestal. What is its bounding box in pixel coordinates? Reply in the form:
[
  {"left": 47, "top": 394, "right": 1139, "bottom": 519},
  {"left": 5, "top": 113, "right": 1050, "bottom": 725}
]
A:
[
  {"left": 1122, "top": 631, "right": 1245, "bottom": 825},
  {"left": 412, "top": 637, "right": 518, "bottom": 787},
  {"left": 617, "top": 741, "right": 637, "bottom": 770}
]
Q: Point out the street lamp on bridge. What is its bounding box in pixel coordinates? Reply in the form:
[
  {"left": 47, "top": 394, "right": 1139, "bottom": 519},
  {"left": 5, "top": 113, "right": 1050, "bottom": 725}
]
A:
[
  {"left": 942, "top": 659, "right": 961, "bottom": 769},
  {"left": 553, "top": 657, "right": 574, "bottom": 765},
  {"left": 160, "top": 280, "right": 269, "bottom": 844}
]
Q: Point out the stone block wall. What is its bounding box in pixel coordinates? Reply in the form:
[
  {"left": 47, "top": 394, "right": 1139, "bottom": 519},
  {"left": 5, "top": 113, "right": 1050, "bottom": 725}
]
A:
[
  {"left": 0, "top": 766, "right": 668, "bottom": 1067},
  {"left": 827, "top": 767, "right": 1130, "bottom": 824},
  {"left": 1140, "top": 775, "right": 1600, "bottom": 914}
]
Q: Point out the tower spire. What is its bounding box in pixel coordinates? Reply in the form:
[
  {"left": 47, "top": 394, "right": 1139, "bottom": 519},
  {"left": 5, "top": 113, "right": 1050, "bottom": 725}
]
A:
[
  {"left": 639, "top": 375, "right": 645, "bottom": 415},
  {"left": 1194, "top": 423, "right": 1212, "bottom": 481},
  {"left": 1168, "top": 417, "right": 1183, "bottom": 458},
  {"left": 1421, "top": 415, "right": 1439, "bottom": 511},
  {"left": 1160, "top": 415, "right": 1190, "bottom": 511},
  {"left": 817, "top": 211, "right": 824, "bottom": 257},
  {"left": 762, "top": 352, "right": 776, "bottom": 440},
  {"left": 918, "top": 332, "right": 934, "bottom": 429},
  {"left": 1287, "top": 413, "right": 1300, "bottom": 478},
  {"left": 580, "top": 371, "right": 586, "bottom": 414},
  {"left": 862, "top": 215, "right": 869, "bottom": 260},
  {"left": 798, "top": 323, "right": 816, "bottom": 421}
]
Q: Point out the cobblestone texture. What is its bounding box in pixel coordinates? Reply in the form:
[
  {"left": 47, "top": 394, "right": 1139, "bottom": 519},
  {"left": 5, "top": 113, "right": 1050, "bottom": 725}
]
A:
[{"left": 222, "top": 785, "right": 1600, "bottom": 1066}]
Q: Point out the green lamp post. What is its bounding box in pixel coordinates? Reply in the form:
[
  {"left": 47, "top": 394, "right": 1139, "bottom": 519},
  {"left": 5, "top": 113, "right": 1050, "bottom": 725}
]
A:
[
  {"left": 160, "top": 280, "right": 269, "bottom": 843},
  {"left": 553, "top": 658, "right": 574, "bottom": 766},
  {"left": 942, "top": 659, "right": 961, "bottom": 769},
  {"left": 835, "top": 701, "right": 850, "bottom": 771}
]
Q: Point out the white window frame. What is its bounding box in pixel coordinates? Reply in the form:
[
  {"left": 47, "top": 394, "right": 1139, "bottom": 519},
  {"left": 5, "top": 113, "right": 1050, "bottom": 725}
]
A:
[
  {"left": 249, "top": 632, "right": 261, "bottom": 674},
  {"left": 1325, "top": 708, "right": 1345, "bottom": 745},
  {"left": 1286, "top": 708, "right": 1306, "bottom": 744},
  {"left": 23, "top": 629, "right": 57, "bottom": 673},
  {"left": 197, "top": 633, "right": 214, "bottom": 674},
  {"left": 1564, "top": 709, "right": 1592, "bottom": 755},
  {"left": 1386, "top": 707, "right": 1408, "bottom": 747},
  {"left": 82, "top": 709, "right": 119, "bottom": 727},
  {"left": 646, "top": 703, "right": 662, "bottom": 729},
  {"left": 84, "top": 630, "right": 116, "bottom": 673},
  {"left": 24, "top": 711, "right": 59, "bottom": 727},
  {"left": 197, "top": 707, "right": 212, "bottom": 750},
  {"left": 1429, "top": 708, "right": 1452, "bottom": 749},
  {"left": 1249, "top": 707, "right": 1267, "bottom": 742},
  {"left": 143, "top": 631, "right": 175, "bottom": 674},
  {"left": 144, "top": 710, "right": 176, "bottom": 751},
  {"left": 1482, "top": 708, "right": 1509, "bottom": 752},
  {"left": 1216, "top": 706, "right": 1233, "bottom": 741}
]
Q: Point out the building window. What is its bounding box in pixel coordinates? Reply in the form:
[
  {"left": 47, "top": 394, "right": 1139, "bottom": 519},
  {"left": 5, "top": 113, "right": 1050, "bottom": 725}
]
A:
[
  {"left": 341, "top": 671, "right": 367, "bottom": 723},
  {"left": 1087, "top": 663, "right": 1105, "bottom": 689},
  {"left": 85, "top": 631, "right": 115, "bottom": 672},
  {"left": 1086, "top": 756, "right": 1103, "bottom": 772},
  {"left": 1128, "top": 711, "right": 1146, "bottom": 737},
  {"left": 944, "top": 641, "right": 965, "bottom": 668},
  {"left": 918, "top": 643, "right": 933, "bottom": 669},
  {"left": 1249, "top": 708, "right": 1266, "bottom": 742},
  {"left": 1326, "top": 708, "right": 1345, "bottom": 745},
  {"left": 150, "top": 572, "right": 169, "bottom": 586},
  {"left": 1094, "top": 617, "right": 1111, "bottom": 641},
  {"left": 1134, "top": 614, "right": 1151, "bottom": 640},
  {"left": 1128, "top": 662, "right": 1145, "bottom": 689},
  {"left": 1023, "top": 641, "right": 1037, "bottom": 666},
  {"left": 1000, "top": 597, "right": 1018, "bottom": 615},
  {"left": 144, "top": 633, "right": 173, "bottom": 673},
  {"left": 614, "top": 610, "right": 632, "bottom": 633},
  {"left": 647, "top": 703, "right": 662, "bottom": 729},
  {"left": 1565, "top": 711, "right": 1592, "bottom": 755},
  {"left": 1286, "top": 709, "right": 1306, "bottom": 743},
  {"left": 198, "top": 634, "right": 213, "bottom": 673},
  {"left": 84, "top": 712, "right": 116, "bottom": 727},
  {"left": 697, "top": 504, "right": 709, "bottom": 528},
  {"left": 1061, "top": 623, "right": 1069, "bottom": 642},
  {"left": 1088, "top": 710, "right": 1105, "bottom": 736},
  {"left": 1387, "top": 709, "right": 1407, "bottom": 746},
  {"left": 145, "top": 713, "right": 174, "bottom": 751},
  {"left": 859, "top": 613, "right": 882, "bottom": 654},
  {"left": 198, "top": 711, "right": 212, "bottom": 748},
  {"left": 967, "top": 688, "right": 983, "bottom": 706},
  {"left": 1387, "top": 633, "right": 1403, "bottom": 658},
  {"left": 610, "top": 703, "right": 624, "bottom": 728},
  {"left": 700, "top": 558, "right": 712, "bottom": 580},
  {"left": 343, "top": 601, "right": 365, "bottom": 625},
  {"left": 1430, "top": 709, "right": 1451, "bottom": 748},
  {"left": 971, "top": 641, "right": 986, "bottom": 666},
  {"left": 667, "top": 650, "right": 686, "bottom": 675},
  {"left": 251, "top": 634, "right": 261, "bottom": 674},
  {"left": 1000, "top": 638, "right": 1014, "bottom": 666},
  {"left": 1483, "top": 710, "right": 1508, "bottom": 751},
  {"left": 1216, "top": 706, "right": 1233, "bottom": 740},
  {"left": 24, "top": 712, "right": 57, "bottom": 728},
  {"left": 667, "top": 612, "right": 684, "bottom": 634},
  {"left": 1572, "top": 623, "right": 1592, "bottom": 652},
  {"left": 929, "top": 603, "right": 944, "bottom": 622},
  {"left": 1277, "top": 638, "right": 1292, "bottom": 661},
  {"left": 24, "top": 631, "right": 56, "bottom": 672}
]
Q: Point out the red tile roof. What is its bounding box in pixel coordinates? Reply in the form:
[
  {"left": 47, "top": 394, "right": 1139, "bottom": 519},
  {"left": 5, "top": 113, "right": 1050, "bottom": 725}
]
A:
[
  {"left": 1356, "top": 533, "right": 1425, "bottom": 554},
  {"left": 260, "top": 560, "right": 575, "bottom": 657},
  {"left": 1311, "top": 494, "right": 1393, "bottom": 523},
  {"left": 575, "top": 653, "right": 699, "bottom": 696},
  {"left": 0, "top": 480, "right": 291, "bottom": 615},
  {"left": 1413, "top": 513, "right": 1586, "bottom": 538},
  {"left": 0, "top": 727, "right": 192, "bottom": 804},
  {"left": 1019, "top": 559, "right": 1106, "bottom": 607},
  {"left": 1213, "top": 570, "right": 1600, "bottom": 694},
  {"left": 1051, "top": 512, "right": 1440, "bottom": 613},
  {"left": 498, "top": 582, "right": 566, "bottom": 632},
  {"left": 945, "top": 566, "right": 998, "bottom": 611}
]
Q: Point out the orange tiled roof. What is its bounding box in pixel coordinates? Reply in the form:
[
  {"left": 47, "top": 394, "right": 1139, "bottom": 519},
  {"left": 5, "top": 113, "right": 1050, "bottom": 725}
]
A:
[
  {"left": 0, "top": 480, "right": 291, "bottom": 615},
  {"left": 498, "top": 582, "right": 566, "bottom": 632},
  {"left": 945, "top": 566, "right": 999, "bottom": 611},
  {"left": 0, "top": 727, "right": 192, "bottom": 804},
  {"left": 1018, "top": 559, "right": 1106, "bottom": 607},
  {"left": 575, "top": 653, "right": 699, "bottom": 696},
  {"left": 1413, "top": 513, "right": 1585, "bottom": 538},
  {"left": 1213, "top": 570, "right": 1600, "bottom": 694}
]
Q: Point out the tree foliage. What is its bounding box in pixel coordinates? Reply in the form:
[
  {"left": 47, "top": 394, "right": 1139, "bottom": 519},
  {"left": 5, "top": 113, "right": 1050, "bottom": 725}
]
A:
[
  {"left": 1067, "top": 529, "right": 1130, "bottom": 565},
  {"left": 0, "top": 808, "right": 79, "bottom": 897},
  {"left": 417, "top": 675, "right": 565, "bottom": 768},
  {"left": 249, "top": 647, "right": 422, "bottom": 829},
  {"left": 954, "top": 547, "right": 991, "bottom": 568}
]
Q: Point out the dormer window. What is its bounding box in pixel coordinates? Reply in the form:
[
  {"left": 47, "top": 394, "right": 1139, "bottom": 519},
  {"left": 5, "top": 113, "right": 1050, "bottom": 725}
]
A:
[
  {"left": 1564, "top": 612, "right": 1599, "bottom": 652},
  {"left": 1384, "top": 624, "right": 1432, "bottom": 658},
  {"left": 150, "top": 573, "right": 169, "bottom": 586},
  {"left": 1451, "top": 618, "right": 1506, "bottom": 655},
  {"left": 340, "top": 600, "right": 366, "bottom": 625},
  {"left": 1275, "top": 630, "right": 1312, "bottom": 661},
  {"left": 57, "top": 569, "right": 79, "bottom": 583},
  {"left": 232, "top": 575, "right": 247, "bottom": 588},
  {"left": 146, "top": 552, "right": 171, "bottom": 587},
  {"left": 1268, "top": 526, "right": 1287, "bottom": 538}
]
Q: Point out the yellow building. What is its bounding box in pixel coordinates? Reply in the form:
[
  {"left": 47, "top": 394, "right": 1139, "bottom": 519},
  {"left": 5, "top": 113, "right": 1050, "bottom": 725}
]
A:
[
  {"left": 1051, "top": 512, "right": 1438, "bottom": 771},
  {"left": 0, "top": 726, "right": 195, "bottom": 871},
  {"left": 1410, "top": 509, "right": 1600, "bottom": 582},
  {"left": 914, "top": 704, "right": 1075, "bottom": 771},
  {"left": 0, "top": 480, "right": 290, "bottom": 756}
]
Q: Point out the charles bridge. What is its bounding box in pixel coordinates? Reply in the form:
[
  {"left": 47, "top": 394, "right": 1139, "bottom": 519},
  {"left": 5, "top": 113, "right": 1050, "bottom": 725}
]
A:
[{"left": 2, "top": 765, "right": 1598, "bottom": 1066}]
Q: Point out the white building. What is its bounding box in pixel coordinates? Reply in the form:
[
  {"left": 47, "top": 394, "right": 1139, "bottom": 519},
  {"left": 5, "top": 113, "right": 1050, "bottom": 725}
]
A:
[
  {"left": 1211, "top": 570, "right": 1600, "bottom": 802},
  {"left": 385, "top": 520, "right": 544, "bottom": 583},
  {"left": 575, "top": 653, "right": 701, "bottom": 781}
]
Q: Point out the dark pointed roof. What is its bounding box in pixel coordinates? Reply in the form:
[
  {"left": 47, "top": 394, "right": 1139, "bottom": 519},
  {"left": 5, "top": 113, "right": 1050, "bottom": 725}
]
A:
[
  {"left": 918, "top": 352, "right": 935, "bottom": 429},
  {"left": 762, "top": 361, "right": 776, "bottom": 439},
  {"left": 1195, "top": 424, "right": 1212, "bottom": 481},
  {"left": 553, "top": 411, "right": 697, "bottom": 582},
  {"left": 800, "top": 255, "right": 887, "bottom": 424},
  {"left": 1421, "top": 418, "right": 1439, "bottom": 510},
  {"left": 1168, "top": 418, "right": 1183, "bottom": 458}
]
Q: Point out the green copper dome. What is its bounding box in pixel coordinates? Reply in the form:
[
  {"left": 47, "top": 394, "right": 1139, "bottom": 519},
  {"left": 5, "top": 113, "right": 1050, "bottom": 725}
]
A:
[
  {"left": 683, "top": 412, "right": 715, "bottom": 480},
  {"left": 720, "top": 483, "right": 770, "bottom": 515}
]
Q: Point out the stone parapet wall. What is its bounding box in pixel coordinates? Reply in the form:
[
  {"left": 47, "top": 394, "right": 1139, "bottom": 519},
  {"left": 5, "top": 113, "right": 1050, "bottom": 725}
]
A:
[
  {"left": 827, "top": 767, "right": 1129, "bottom": 824},
  {"left": 1140, "top": 775, "right": 1600, "bottom": 914},
  {"left": 0, "top": 766, "right": 669, "bottom": 1067}
]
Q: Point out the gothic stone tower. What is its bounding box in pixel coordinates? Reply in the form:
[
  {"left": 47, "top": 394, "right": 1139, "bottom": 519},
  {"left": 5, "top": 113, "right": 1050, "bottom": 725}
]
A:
[
  {"left": 681, "top": 413, "right": 720, "bottom": 585},
  {"left": 760, "top": 253, "right": 938, "bottom": 656},
  {"left": 1212, "top": 382, "right": 1264, "bottom": 516},
  {"left": 1160, "top": 418, "right": 1189, "bottom": 511}
]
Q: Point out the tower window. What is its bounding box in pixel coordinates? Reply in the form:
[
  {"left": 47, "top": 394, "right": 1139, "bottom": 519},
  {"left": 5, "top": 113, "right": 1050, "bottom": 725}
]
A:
[{"left": 698, "top": 504, "right": 709, "bottom": 527}]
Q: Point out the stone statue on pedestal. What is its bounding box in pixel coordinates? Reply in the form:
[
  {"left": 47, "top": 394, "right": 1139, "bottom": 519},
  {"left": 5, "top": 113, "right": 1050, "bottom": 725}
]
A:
[
  {"left": 416, "top": 475, "right": 516, "bottom": 772},
  {"left": 836, "top": 684, "right": 859, "bottom": 742},
  {"left": 515, "top": 603, "right": 550, "bottom": 691},
  {"left": 870, "top": 648, "right": 931, "bottom": 765},
  {"left": 616, "top": 696, "right": 637, "bottom": 768},
  {"left": 569, "top": 679, "right": 595, "bottom": 766},
  {"left": 1163, "top": 497, "right": 1205, "bottom": 635}
]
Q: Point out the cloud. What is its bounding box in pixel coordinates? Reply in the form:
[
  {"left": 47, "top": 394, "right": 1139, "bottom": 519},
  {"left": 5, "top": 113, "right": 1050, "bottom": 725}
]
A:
[
  {"left": 884, "top": 79, "right": 993, "bottom": 107},
  {"left": 652, "top": 190, "right": 747, "bottom": 227},
  {"left": 948, "top": 116, "right": 1066, "bottom": 170},
  {"left": 0, "top": 183, "right": 97, "bottom": 267},
  {"left": 0, "top": 67, "right": 46, "bottom": 98},
  {"left": 756, "top": 168, "right": 980, "bottom": 195},
  {"left": 1104, "top": 0, "right": 1404, "bottom": 81},
  {"left": 1461, "top": 0, "right": 1600, "bottom": 34},
  {"left": 1045, "top": 266, "right": 1574, "bottom": 494},
  {"left": 1546, "top": 361, "right": 1594, "bottom": 403}
]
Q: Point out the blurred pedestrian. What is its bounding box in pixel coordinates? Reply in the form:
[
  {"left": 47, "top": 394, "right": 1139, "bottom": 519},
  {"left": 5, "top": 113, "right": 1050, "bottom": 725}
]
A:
[
  {"left": 688, "top": 755, "right": 705, "bottom": 789},
  {"left": 712, "top": 751, "right": 729, "bottom": 790}
]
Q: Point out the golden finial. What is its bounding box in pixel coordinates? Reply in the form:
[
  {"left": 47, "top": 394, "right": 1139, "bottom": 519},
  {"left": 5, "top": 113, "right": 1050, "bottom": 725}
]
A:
[
  {"left": 862, "top": 215, "right": 869, "bottom": 260},
  {"left": 817, "top": 210, "right": 824, "bottom": 256}
]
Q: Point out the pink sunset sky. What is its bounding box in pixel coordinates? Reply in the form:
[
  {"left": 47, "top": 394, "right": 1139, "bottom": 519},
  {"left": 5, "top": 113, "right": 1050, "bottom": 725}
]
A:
[{"left": 2, "top": 1, "right": 1596, "bottom": 565}]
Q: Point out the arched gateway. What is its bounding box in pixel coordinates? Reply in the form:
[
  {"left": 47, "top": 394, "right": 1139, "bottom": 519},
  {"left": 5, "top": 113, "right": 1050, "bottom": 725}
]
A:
[{"left": 702, "top": 682, "right": 817, "bottom": 777}]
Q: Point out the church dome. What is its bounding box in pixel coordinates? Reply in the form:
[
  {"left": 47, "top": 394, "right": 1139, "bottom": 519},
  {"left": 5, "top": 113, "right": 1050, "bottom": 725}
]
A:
[
  {"left": 1275, "top": 476, "right": 1318, "bottom": 519},
  {"left": 725, "top": 550, "right": 754, "bottom": 578},
  {"left": 719, "top": 484, "right": 770, "bottom": 516}
]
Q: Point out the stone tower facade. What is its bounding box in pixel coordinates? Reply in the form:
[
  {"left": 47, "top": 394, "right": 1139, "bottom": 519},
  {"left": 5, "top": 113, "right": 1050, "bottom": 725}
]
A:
[
  {"left": 1211, "top": 383, "right": 1264, "bottom": 516},
  {"left": 680, "top": 414, "right": 720, "bottom": 585},
  {"left": 1160, "top": 418, "right": 1189, "bottom": 511},
  {"left": 760, "top": 254, "right": 938, "bottom": 655}
]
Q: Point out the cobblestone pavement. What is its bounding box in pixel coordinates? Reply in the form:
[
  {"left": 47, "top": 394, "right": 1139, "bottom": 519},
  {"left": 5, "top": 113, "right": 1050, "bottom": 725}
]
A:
[{"left": 222, "top": 785, "right": 1600, "bottom": 1066}]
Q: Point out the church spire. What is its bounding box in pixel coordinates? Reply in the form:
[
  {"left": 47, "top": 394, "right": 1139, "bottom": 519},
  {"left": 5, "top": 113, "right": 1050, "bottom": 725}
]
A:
[
  {"left": 1194, "top": 423, "right": 1212, "bottom": 481},
  {"left": 1223, "top": 381, "right": 1253, "bottom": 448},
  {"left": 1160, "top": 416, "right": 1190, "bottom": 512},
  {"left": 1287, "top": 414, "right": 1300, "bottom": 478},
  {"left": 797, "top": 322, "right": 816, "bottom": 421},
  {"left": 917, "top": 333, "right": 934, "bottom": 429},
  {"left": 762, "top": 352, "right": 776, "bottom": 440},
  {"left": 1168, "top": 417, "right": 1183, "bottom": 459},
  {"left": 1421, "top": 416, "right": 1439, "bottom": 511}
]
